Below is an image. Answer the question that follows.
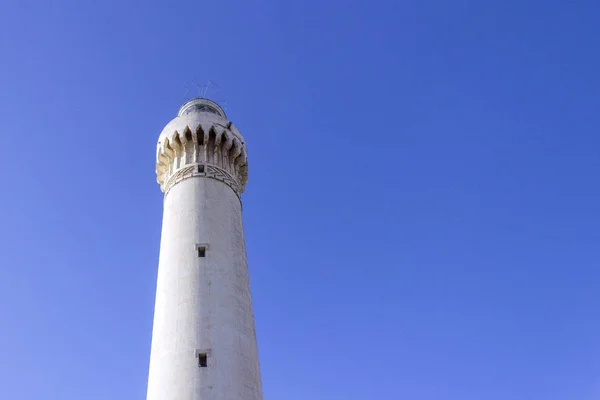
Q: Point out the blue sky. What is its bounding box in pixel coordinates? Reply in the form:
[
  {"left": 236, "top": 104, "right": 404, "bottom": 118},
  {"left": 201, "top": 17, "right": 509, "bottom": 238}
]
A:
[{"left": 1, "top": 0, "right": 600, "bottom": 398}]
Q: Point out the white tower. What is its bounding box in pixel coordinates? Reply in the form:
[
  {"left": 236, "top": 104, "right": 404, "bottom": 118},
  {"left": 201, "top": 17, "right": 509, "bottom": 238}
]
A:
[{"left": 147, "top": 98, "right": 263, "bottom": 400}]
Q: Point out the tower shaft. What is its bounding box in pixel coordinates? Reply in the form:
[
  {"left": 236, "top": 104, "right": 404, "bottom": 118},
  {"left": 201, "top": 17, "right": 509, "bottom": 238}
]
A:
[{"left": 147, "top": 98, "right": 262, "bottom": 400}]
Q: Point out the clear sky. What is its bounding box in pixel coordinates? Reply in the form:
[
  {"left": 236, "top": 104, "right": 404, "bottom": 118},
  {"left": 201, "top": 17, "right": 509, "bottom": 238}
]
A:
[{"left": 1, "top": 0, "right": 599, "bottom": 399}]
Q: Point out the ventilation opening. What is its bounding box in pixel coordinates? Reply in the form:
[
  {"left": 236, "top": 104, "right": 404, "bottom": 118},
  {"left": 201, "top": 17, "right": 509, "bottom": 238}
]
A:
[
  {"left": 198, "top": 165, "right": 205, "bottom": 173},
  {"left": 198, "top": 353, "right": 208, "bottom": 368},
  {"left": 197, "top": 246, "right": 206, "bottom": 257}
]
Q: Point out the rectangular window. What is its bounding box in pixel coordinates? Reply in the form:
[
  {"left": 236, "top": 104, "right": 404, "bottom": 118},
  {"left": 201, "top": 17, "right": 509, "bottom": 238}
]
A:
[
  {"left": 198, "top": 353, "right": 208, "bottom": 367},
  {"left": 197, "top": 246, "right": 206, "bottom": 257}
]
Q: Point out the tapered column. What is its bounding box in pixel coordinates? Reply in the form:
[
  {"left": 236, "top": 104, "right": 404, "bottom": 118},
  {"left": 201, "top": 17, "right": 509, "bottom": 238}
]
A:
[{"left": 147, "top": 98, "right": 262, "bottom": 400}]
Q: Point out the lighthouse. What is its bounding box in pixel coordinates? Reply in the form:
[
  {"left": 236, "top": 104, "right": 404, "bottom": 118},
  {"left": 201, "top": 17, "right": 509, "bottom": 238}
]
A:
[{"left": 147, "top": 97, "right": 263, "bottom": 400}]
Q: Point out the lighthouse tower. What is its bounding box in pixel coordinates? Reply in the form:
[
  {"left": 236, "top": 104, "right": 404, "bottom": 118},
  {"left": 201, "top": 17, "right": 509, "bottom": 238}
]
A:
[{"left": 147, "top": 98, "right": 263, "bottom": 400}]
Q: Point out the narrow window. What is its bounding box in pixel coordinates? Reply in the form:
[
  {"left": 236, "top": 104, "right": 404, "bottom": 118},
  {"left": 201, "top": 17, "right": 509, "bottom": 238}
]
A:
[
  {"left": 198, "top": 165, "right": 205, "bottom": 173},
  {"left": 198, "top": 353, "right": 208, "bottom": 367},
  {"left": 197, "top": 246, "right": 206, "bottom": 257}
]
